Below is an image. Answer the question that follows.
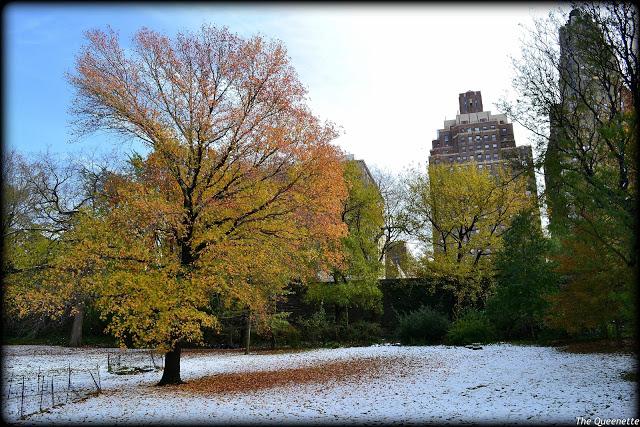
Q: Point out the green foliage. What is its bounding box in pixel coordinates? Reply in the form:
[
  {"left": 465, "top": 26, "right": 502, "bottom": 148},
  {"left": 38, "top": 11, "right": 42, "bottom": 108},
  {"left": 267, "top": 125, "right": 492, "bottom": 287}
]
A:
[
  {"left": 339, "top": 161, "right": 385, "bottom": 286},
  {"left": 298, "top": 306, "right": 334, "bottom": 344},
  {"left": 446, "top": 310, "right": 496, "bottom": 345},
  {"left": 416, "top": 260, "right": 495, "bottom": 318},
  {"left": 340, "top": 321, "right": 384, "bottom": 345},
  {"left": 395, "top": 306, "right": 450, "bottom": 345},
  {"left": 305, "top": 280, "right": 382, "bottom": 313},
  {"left": 406, "top": 164, "right": 533, "bottom": 316},
  {"left": 306, "top": 160, "right": 384, "bottom": 312},
  {"left": 266, "top": 316, "right": 302, "bottom": 348},
  {"left": 504, "top": 4, "right": 637, "bottom": 341},
  {"left": 486, "top": 211, "right": 559, "bottom": 339}
]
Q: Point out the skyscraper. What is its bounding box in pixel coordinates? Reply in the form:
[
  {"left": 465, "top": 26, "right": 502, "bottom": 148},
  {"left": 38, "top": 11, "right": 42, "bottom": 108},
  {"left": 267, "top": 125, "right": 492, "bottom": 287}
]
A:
[
  {"left": 429, "top": 90, "right": 534, "bottom": 179},
  {"left": 544, "top": 9, "right": 625, "bottom": 233}
]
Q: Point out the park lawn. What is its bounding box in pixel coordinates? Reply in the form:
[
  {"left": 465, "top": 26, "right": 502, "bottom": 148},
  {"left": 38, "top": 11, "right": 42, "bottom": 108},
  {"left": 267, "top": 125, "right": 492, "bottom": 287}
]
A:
[{"left": 2, "top": 344, "right": 636, "bottom": 424}]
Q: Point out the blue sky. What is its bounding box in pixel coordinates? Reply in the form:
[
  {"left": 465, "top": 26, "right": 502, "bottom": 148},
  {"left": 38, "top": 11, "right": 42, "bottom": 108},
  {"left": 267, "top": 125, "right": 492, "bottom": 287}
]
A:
[{"left": 4, "top": 3, "right": 559, "bottom": 173}]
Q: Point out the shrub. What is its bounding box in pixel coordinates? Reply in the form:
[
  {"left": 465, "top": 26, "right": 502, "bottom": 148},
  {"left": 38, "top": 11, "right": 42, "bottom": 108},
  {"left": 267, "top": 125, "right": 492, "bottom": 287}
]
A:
[
  {"left": 298, "top": 306, "right": 333, "bottom": 344},
  {"left": 446, "top": 310, "right": 496, "bottom": 345},
  {"left": 341, "top": 321, "right": 384, "bottom": 345},
  {"left": 274, "top": 322, "right": 302, "bottom": 347},
  {"left": 395, "top": 306, "right": 450, "bottom": 345}
]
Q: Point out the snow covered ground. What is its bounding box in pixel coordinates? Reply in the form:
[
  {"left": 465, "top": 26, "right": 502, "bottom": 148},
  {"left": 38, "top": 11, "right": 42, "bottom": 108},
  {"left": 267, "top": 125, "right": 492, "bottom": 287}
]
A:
[{"left": 2, "top": 344, "right": 636, "bottom": 424}]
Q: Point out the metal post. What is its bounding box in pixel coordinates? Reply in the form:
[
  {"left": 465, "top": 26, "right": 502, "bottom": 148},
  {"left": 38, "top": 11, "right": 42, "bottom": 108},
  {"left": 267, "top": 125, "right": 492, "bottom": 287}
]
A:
[
  {"left": 51, "top": 375, "right": 54, "bottom": 406},
  {"left": 20, "top": 376, "right": 25, "bottom": 419},
  {"left": 96, "top": 364, "right": 101, "bottom": 390},
  {"left": 89, "top": 370, "right": 100, "bottom": 394},
  {"left": 7, "top": 373, "right": 13, "bottom": 399},
  {"left": 67, "top": 364, "right": 71, "bottom": 403},
  {"left": 40, "top": 374, "right": 44, "bottom": 412}
]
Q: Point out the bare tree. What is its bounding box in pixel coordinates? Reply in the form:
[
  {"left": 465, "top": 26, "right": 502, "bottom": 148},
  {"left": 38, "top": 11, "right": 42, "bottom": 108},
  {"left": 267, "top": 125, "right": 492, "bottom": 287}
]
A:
[
  {"left": 498, "top": 3, "right": 637, "bottom": 268},
  {"left": 4, "top": 150, "right": 116, "bottom": 347},
  {"left": 370, "top": 168, "right": 412, "bottom": 262}
]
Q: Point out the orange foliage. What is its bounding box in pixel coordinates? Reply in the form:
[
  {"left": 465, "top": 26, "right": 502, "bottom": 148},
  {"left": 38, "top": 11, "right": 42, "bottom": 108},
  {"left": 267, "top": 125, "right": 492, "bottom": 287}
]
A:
[{"left": 68, "top": 25, "right": 348, "bottom": 352}]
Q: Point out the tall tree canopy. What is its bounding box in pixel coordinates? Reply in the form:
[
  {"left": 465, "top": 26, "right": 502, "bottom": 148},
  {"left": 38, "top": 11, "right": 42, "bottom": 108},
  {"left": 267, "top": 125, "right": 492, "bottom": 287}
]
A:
[
  {"left": 68, "top": 25, "right": 347, "bottom": 384},
  {"left": 406, "top": 163, "right": 533, "bottom": 314},
  {"left": 3, "top": 151, "right": 111, "bottom": 347},
  {"left": 499, "top": 3, "right": 637, "bottom": 336},
  {"left": 306, "top": 160, "right": 385, "bottom": 315}
]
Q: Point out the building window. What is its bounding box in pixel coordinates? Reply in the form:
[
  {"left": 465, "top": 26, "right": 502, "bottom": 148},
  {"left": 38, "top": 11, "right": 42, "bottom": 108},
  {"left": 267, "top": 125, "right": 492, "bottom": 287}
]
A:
[
  {"left": 476, "top": 154, "right": 481, "bottom": 159},
  {"left": 463, "top": 156, "right": 467, "bottom": 160},
  {"left": 499, "top": 120, "right": 504, "bottom": 124},
  {"left": 461, "top": 120, "right": 468, "bottom": 124},
  {"left": 480, "top": 118, "right": 487, "bottom": 122},
  {"left": 467, "top": 128, "right": 472, "bottom": 132},
  {"left": 485, "top": 144, "right": 489, "bottom": 148},
  {"left": 493, "top": 154, "right": 498, "bottom": 159},
  {"left": 491, "top": 135, "right": 496, "bottom": 141},
  {"left": 491, "top": 125, "right": 496, "bottom": 129},
  {"left": 492, "top": 143, "right": 497, "bottom": 148},
  {"left": 483, "top": 126, "right": 488, "bottom": 130},
  {"left": 475, "top": 136, "right": 481, "bottom": 141},
  {"left": 478, "top": 164, "right": 483, "bottom": 169},
  {"left": 484, "top": 135, "right": 489, "bottom": 141},
  {"left": 501, "top": 128, "right": 507, "bottom": 134},
  {"left": 475, "top": 127, "right": 480, "bottom": 132},
  {"left": 444, "top": 135, "right": 449, "bottom": 142},
  {"left": 485, "top": 154, "right": 490, "bottom": 159}
]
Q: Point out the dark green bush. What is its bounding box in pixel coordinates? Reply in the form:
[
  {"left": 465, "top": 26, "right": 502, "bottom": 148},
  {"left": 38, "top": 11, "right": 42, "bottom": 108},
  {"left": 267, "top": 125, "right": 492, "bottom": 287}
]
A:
[
  {"left": 395, "top": 306, "right": 450, "bottom": 345},
  {"left": 446, "top": 310, "right": 496, "bottom": 345},
  {"left": 274, "top": 322, "right": 302, "bottom": 347},
  {"left": 298, "top": 306, "right": 333, "bottom": 344},
  {"left": 342, "top": 321, "right": 384, "bottom": 345}
]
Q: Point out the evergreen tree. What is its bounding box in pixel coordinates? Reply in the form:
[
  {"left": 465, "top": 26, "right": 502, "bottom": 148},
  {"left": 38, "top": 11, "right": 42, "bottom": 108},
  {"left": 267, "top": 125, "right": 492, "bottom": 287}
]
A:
[{"left": 486, "top": 211, "right": 559, "bottom": 339}]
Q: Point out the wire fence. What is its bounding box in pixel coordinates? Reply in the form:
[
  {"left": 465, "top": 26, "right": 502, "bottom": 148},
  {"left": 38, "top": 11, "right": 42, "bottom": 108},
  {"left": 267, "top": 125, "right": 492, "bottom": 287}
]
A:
[
  {"left": 106, "top": 348, "right": 164, "bottom": 374},
  {"left": 3, "top": 348, "right": 164, "bottom": 420},
  {"left": 4, "top": 365, "right": 101, "bottom": 420}
]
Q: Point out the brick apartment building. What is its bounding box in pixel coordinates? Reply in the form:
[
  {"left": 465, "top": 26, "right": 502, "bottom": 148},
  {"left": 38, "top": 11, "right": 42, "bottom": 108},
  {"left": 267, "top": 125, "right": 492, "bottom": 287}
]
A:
[{"left": 428, "top": 90, "right": 533, "bottom": 175}]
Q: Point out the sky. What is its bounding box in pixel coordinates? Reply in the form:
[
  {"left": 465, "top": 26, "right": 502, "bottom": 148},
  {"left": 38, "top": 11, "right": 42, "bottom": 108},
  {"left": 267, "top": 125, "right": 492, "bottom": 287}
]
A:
[{"left": 4, "top": 3, "right": 561, "bottom": 175}]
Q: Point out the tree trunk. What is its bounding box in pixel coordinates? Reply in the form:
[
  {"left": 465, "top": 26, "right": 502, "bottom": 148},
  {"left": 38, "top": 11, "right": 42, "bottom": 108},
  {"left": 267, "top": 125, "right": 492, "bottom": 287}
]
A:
[
  {"left": 244, "top": 310, "right": 251, "bottom": 355},
  {"left": 157, "top": 345, "right": 183, "bottom": 385},
  {"left": 270, "top": 331, "right": 276, "bottom": 350},
  {"left": 613, "top": 319, "right": 623, "bottom": 344},
  {"left": 69, "top": 303, "right": 84, "bottom": 347}
]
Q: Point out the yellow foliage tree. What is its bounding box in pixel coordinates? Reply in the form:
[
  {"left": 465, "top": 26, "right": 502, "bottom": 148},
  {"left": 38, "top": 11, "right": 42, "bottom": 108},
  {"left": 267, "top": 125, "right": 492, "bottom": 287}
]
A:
[
  {"left": 406, "top": 163, "right": 534, "bottom": 314},
  {"left": 67, "top": 25, "right": 347, "bottom": 384}
]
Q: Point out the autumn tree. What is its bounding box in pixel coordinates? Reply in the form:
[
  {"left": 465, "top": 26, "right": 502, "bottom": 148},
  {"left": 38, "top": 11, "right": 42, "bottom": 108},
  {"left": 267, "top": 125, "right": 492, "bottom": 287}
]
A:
[
  {"left": 499, "top": 3, "right": 637, "bottom": 336},
  {"left": 306, "top": 159, "right": 385, "bottom": 326},
  {"left": 68, "top": 25, "right": 347, "bottom": 384},
  {"left": 405, "top": 163, "right": 533, "bottom": 315},
  {"left": 3, "top": 151, "right": 111, "bottom": 347}
]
